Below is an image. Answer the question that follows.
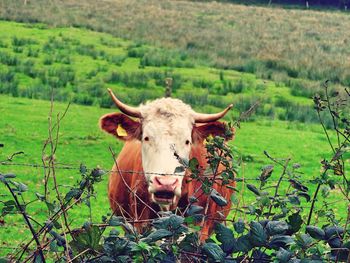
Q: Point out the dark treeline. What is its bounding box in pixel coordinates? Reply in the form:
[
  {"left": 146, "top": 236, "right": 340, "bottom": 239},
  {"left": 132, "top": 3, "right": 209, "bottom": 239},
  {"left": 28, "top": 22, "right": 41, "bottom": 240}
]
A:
[
  {"left": 268, "top": 0, "right": 349, "bottom": 7},
  {"left": 199, "top": 0, "right": 350, "bottom": 9}
]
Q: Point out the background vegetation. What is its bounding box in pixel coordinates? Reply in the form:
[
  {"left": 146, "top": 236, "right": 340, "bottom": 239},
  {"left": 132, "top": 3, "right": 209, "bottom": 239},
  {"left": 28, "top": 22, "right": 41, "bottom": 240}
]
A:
[
  {"left": 0, "top": 20, "right": 344, "bottom": 127},
  {"left": 1, "top": 0, "right": 350, "bottom": 100}
]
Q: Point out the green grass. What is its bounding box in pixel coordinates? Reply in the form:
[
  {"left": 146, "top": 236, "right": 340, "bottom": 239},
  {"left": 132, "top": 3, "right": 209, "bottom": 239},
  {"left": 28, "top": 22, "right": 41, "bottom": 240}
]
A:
[
  {"left": 0, "top": 94, "right": 341, "bottom": 257},
  {"left": 1, "top": 0, "right": 350, "bottom": 96},
  {"left": 0, "top": 20, "right": 335, "bottom": 126}
]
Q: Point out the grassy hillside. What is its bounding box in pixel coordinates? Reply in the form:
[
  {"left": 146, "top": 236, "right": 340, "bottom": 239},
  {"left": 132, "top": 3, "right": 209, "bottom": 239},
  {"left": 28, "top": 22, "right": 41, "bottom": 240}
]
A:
[
  {"left": 1, "top": 0, "right": 350, "bottom": 96},
  {"left": 0, "top": 20, "right": 337, "bottom": 127},
  {"left": 0, "top": 94, "right": 341, "bottom": 254}
]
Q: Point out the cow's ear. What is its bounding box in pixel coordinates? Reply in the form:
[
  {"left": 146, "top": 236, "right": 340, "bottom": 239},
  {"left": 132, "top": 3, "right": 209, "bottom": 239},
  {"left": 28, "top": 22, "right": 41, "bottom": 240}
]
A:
[
  {"left": 100, "top": 113, "right": 141, "bottom": 141},
  {"left": 192, "top": 122, "right": 235, "bottom": 144}
]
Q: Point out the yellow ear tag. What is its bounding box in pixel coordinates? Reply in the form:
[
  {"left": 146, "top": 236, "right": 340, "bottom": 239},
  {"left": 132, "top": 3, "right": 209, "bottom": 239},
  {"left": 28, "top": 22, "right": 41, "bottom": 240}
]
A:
[{"left": 116, "top": 124, "right": 128, "bottom": 137}]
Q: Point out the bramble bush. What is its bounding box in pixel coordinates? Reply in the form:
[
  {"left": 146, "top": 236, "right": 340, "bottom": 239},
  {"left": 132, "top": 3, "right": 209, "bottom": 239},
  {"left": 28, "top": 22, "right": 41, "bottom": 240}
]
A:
[{"left": 0, "top": 82, "right": 349, "bottom": 262}]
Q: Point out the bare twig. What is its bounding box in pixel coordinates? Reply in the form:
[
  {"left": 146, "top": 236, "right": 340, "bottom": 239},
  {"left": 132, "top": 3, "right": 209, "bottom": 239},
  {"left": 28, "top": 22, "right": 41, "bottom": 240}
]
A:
[{"left": 2, "top": 179, "right": 45, "bottom": 262}]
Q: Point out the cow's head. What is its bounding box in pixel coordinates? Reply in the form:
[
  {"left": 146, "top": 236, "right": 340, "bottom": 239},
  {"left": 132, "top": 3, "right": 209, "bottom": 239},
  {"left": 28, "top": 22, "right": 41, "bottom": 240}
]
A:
[{"left": 100, "top": 89, "right": 233, "bottom": 210}]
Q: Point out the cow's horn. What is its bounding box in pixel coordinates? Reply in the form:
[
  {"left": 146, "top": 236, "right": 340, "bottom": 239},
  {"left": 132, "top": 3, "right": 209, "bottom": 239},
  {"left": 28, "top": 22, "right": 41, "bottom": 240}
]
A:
[
  {"left": 193, "top": 104, "right": 233, "bottom": 123},
  {"left": 107, "top": 88, "right": 142, "bottom": 118}
]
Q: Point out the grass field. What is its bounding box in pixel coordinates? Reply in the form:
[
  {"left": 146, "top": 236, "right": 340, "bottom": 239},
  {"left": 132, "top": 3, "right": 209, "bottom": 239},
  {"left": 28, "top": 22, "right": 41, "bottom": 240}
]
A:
[
  {"left": 0, "top": 2, "right": 348, "bottom": 259},
  {"left": 0, "top": 94, "right": 342, "bottom": 256},
  {"left": 1, "top": 0, "right": 350, "bottom": 95},
  {"left": 0, "top": 20, "right": 329, "bottom": 127}
]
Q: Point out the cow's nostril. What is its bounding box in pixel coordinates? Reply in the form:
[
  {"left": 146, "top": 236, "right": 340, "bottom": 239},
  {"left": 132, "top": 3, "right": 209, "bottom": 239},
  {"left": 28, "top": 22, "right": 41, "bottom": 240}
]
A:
[
  {"left": 155, "top": 176, "right": 162, "bottom": 186},
  {"left": 155, "top": 176, "right": 178, "bottom": 187},
  {"left": 171, "top": 178, "right": 178, "bottom": 186}
]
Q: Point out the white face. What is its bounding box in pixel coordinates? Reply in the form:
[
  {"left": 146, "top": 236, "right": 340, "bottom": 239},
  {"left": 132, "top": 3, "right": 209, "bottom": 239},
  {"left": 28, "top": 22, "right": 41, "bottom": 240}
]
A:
[{"left": 141, "top": 118, "right": 193, "bottom": 208}]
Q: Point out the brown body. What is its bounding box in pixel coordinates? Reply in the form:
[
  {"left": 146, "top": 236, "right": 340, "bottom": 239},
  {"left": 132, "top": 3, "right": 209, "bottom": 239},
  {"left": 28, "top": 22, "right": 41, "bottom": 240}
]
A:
[{"left": 108, "top": 139, "right": 235, "bottom": 239}]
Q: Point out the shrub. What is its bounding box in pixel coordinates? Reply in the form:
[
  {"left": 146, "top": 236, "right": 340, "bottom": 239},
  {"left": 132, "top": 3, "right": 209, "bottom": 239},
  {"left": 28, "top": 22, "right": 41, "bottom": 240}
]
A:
[
  {"left": 42, "top": 36, "right": 66, "bottom": 52},
  {"left": 76, "top": 44, "right": 101, "bottom": 59},
  {"left": 0, "top": 51, "right": 19, "bottom": 66},
  {"left": 11, "top": 36, "right": 37, "bottom": 46},
  {"left": 127, "top": 44, "right": 149, "bottom": 58},
  {"left": 26, "top": 47, "right": 39, "bottom": 57},
  {"left": 289, "top": 79, "right": 323, "bottom": 98},
  {"left": 177, "top": 88, "right": 208, "bottom": 106},
  {"left": 192, "top": 78, "right": 215, "bottom": 89},
  {"left": 105, "top": 71, "right": 150, "bottom": 88},
  {"left": 19, "top": 58, "right": 38, "bottom": 78}
]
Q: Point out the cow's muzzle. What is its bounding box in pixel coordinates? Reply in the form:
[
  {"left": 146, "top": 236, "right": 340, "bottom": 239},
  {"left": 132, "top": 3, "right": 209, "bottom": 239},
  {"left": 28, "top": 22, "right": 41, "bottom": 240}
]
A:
[{"left": 151, "top": 176, "right": 180, "bottom": 204}]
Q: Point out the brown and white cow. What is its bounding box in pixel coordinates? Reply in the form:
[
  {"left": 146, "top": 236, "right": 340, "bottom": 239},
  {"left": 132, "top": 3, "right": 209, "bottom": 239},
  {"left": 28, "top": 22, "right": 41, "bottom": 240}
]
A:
[{"left": 100, "top": 88, "right": 236, "bottom": 239}]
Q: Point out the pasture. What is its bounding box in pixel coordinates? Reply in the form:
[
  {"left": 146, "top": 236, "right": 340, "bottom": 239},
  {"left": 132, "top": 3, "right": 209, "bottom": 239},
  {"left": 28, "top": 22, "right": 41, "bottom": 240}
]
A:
[
  {"left": 0, "top": 94, "right": 341, "bottom": 256},
  {"left": 1, "top": 0, "right": 350, "bottom": 96},
  {"left": 0, "top": 20, "right": 319, "bottom": 126},
  {"left": 0, "top": 1, "right": 348, "bottom": 261}
]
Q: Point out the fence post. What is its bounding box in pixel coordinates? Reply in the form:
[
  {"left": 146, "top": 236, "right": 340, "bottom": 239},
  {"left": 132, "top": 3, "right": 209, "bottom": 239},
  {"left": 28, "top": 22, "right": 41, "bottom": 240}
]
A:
[{"left": 165, "top": 78, "right": 172, "bottom": 98}]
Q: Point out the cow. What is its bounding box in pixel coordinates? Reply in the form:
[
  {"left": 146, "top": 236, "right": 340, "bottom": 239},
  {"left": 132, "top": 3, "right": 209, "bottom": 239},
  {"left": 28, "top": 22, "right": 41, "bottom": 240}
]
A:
[{"left": 100, "top": 88, "right": 236, "bottom": 240}]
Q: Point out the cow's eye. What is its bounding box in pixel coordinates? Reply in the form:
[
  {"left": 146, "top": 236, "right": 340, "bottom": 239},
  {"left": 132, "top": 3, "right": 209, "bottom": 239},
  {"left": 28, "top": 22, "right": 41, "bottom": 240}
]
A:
[
  {"left": 144, "top": 136, "right": 150, "bottom": 142},
  {"left": 185, "top": 140, "right": 190, "bottom": 145}
]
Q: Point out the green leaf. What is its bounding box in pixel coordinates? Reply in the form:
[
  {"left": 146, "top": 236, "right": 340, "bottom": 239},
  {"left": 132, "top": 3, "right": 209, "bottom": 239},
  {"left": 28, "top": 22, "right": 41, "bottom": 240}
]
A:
[
  {"left": 210, "top": 189, "right": 228, "bottom": 207},
  {"left": 70, "top": 225, "right": 102, "bottom": 253},
  {"left": 246, "top": 184, "right": 260, "bottom": 196},
  {"left": 288, "top": 212, "right": 303, "bottom": 234},
  {"left": 80, "top": 163, "right": 87, "bottom": 174},
  {"left": 0, "top": 258, "right": 10, "bottom": 263},
  {"left": 226, "top": 185, "right": 239, "bottom": 192},
  {"left": 50, "top": 231, "right": 66, "bottom": 247},
  {"left": 247, "top": 205, "right": 256, "bottom": 215},
  {"left": 153, "top": 214, "right": 187, "bottom": 235},
  {"left": 249, "top": 221, "right": 267, "bottom": 247},
  {"left": 64, "top": 188, "right": 82, "bottom": 201},
  {"left": 259, "top": 165, "right": 274, "bottom": 182},
  {"left": 91, "top": 168, "right": 105, "bottom": 178},
  {"left": 50, "top": 240, "right": 60, "bottom": 252},
  {"left": 174, "top": 166, "right": 185, "bottom": 173},
  {"left": 179, "top": 232, "right": 199, "bottom": 253},
  {"left": 289, "top": 179, "right": 308, "bottom": 192},
  {"left": 202, "top": 242, "right": 225, "bottom": 263},
  {"left": 189, "top": 158, "right": 199, "bottom": 170},
  {"left": 10, "top": 181, "right": 28, "bottom": 192},
  {"left": 35, "top": 192, "right": 45, "bottom": 201},
  {"left": 306, "top": 226, "right": 326, "bottom": 240},
  {"left": 269, "top": 235, "right": 294, "bottom": 249},
  {"left": 215, "top": 223, "right": 235, "bottom": 253},
  {"left": 131, "top": 241, "right": 151, "bottom": 253},
  {"left": 230, "top": 194, "right": 238, "bottom": 205},
  {"left": 266, "top": 221, "right": 289, "bottom": 236},
  {"left": 275, "top": 248, "right": 293, "bottom": 263},
  {"left": 233, "top": 218, "right": 245, "bottom": 234},
  {"left": 109, "top": 216, "right": 124, "bottom": 226},
  {"left": 2, "top": 200, "right": 17, "bottom": 214},
  {"left": 3, "top": 174, "right": 16, "bottom": 179},
  {"left": 324, "top": 226, "right": 344, "bottom": 239},
  {"left": 328, "top": 236, "right": 342, "bottom": 248},
  {"left": 189, "top": 196, "right": 198, "bottom": 203},
  {"left": 142, "top": 229, "right": 173, "bottom": 243},
  {"left": 295, "top": 233, "right": 313, "bottom": 249},
  {"left": 18, "top": 182, "right": 28, "bottom": 192},
  {"left": 235, "top": 235, "right": 252, "bottom": 253},
  {"left": 288, "top": 195, "right": 300, "bottom": 205},
  {"left": 187, "top": 205, "right": 203, "bottom": 215},
  {"left": 297, "top": 192, "right": 311, "bottom": 202}
]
